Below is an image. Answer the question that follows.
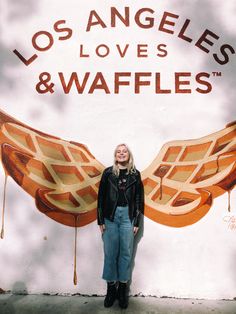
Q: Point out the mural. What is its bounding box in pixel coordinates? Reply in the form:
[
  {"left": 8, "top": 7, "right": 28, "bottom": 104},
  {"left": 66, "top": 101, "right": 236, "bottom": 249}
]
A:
[
  {"left": 0, "top": 0, "right": 236, "bottom": 298},
  {"left": 143, "top": 122, "right": 236, "bottom": 227},
  {"left": 0, "top": 109, "right": 236, "bottom": 284},
  {"left": 1, "top": 108, "right": 236, "bottom": 230}
]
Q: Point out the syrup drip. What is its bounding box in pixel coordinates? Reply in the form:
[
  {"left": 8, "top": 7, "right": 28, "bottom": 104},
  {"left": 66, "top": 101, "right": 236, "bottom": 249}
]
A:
[
  {"left": 73, "top": 215, "right": 79, "bottom": 285},
  {"left": 1, "top": 173, "right": 8, "bottom": 239},
  {"left": 228, "top": 189, "right": 232, "bottom": 212},
  {"left": 215, "top": 153, "right": 234, "bottom": 213},
  {"left": 160, "top": 177, "right": 163, "bottom": 200},
  {"left": 155, "top": 166, "right": 170, "bottom": 200},
  {"left": 216, "top": 155, "right": 220, "bottom": 173}
]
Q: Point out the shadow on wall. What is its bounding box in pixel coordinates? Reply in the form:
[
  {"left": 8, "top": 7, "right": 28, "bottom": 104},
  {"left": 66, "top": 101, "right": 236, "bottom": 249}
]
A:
[
  {"left": 172, "top": 0, "right": 236, "bottom": 123},
  {"left": 173, "top": 0, "right": 236, "bottom": 298},
  {"left": 0, "top": 180, "right": 74, "bottom": 291},
  {"left": 0, "top": 1, "right": 38, "bottom": 91},
  {"left": 0, "top": 0, "right": 68, "bottom": 116},
  {"left": 0, "top": 281, "right": 28, "bottom": 314},
  {"left": 130, "top": 213, "right": 144, "bottom": 291},
  {"left": 12, "top": 281, "right": 28, "bottom": 295},
  {"left": 0, "top": 2, "right": 80, "bottom": 293},
  {"left": 6, "top": 0, "right": 38, "bottom": 20},
  {"left": 0, "top": 43, "right": 18, "bottom": 92}
]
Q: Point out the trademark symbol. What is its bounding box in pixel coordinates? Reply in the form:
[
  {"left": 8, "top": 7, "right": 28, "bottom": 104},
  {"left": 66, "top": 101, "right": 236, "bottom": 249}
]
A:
[{"left": 212, "top": 71, "right": 222, "bottom": 77}]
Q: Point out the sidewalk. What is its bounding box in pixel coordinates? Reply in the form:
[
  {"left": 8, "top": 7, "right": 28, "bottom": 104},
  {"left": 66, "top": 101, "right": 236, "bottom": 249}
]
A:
[{"left": 1, "top": 294, "right": 236, "bottom": 314}]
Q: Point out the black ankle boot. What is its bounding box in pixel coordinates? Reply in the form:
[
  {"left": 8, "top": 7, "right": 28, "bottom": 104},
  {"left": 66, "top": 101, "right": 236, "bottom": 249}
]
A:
[
  {"left": 118, "top": 282, "right": 128, "bottom": 309},
  {"left": 104, "top": 282, "right": 117, "bottom": 308}
]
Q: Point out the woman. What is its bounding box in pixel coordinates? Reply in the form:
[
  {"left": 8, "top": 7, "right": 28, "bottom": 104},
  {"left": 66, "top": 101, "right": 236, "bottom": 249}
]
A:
[{"left": 97, "top": 143, "right": 144, "bottom": 309}]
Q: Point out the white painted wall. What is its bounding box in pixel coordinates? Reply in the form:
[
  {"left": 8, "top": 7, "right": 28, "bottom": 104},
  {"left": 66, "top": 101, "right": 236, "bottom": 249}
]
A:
[{"left": 0, "top": 0, "right": 236, "bottom": 299}]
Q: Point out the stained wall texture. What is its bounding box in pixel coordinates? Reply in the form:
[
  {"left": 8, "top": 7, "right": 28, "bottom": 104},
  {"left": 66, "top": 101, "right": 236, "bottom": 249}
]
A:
[{"left": 0, "top": 0, "right": 236, "bottom": 299}]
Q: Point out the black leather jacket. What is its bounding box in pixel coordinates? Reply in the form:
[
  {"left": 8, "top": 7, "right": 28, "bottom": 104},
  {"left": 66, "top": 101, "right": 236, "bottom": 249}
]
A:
[{"left": 97, "top": 166, "right": 144, "bottom": 227}]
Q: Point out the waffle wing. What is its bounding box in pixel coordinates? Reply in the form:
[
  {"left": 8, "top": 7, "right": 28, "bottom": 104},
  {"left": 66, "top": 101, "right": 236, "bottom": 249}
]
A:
[
  {"left": 0, "top": 109, "right": 105, "bottom": 227},
  {"left": 142, "top": 122, "right": 236, "bottom": 227},
  {"left": 1, "top": 109, "right": 236, "bottom": 228}
]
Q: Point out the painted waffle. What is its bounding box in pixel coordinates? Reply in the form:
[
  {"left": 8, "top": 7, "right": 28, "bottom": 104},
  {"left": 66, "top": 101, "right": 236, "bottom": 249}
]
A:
[
  {"left": 0, "top": 110, "right": 105, "bottom": 227},
  {"left": 142, "top": 121, "right": 236, "bottom": 227},
  {"left": 1, "top": 109, "right": 236, "bottom": 229}
]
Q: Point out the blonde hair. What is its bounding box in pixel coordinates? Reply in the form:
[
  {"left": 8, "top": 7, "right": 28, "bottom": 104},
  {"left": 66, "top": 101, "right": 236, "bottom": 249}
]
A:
[{"left": 112, "top": 143, "right": 136, "bottom": 176}]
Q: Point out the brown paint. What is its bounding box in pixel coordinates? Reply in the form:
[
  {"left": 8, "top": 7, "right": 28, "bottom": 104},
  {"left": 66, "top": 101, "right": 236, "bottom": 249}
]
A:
[
  {"left": 88, "top": 73, "right": 110, "bottom": 94},
  {"left": 159, "top": 177, "right": 163, "bottom": 200},
  {"left": 195, "top": 72, "right": 212, "bottom": 94},
  {"left": 175, "top": 72, "right": 191, "bottom": 94},
  {"left": 111, "top": 7, "right": 130, "bottom": 27},
  {"left": 142, "top": 120, "right": 236, "bottom": 227},
  {"left": 69, "top": 142, "right": 96, "bottom": 159},
  {"left": 155, "top": 73, "right": 171, "bottom": 94},
  {"left": 86, "top": 10, "right": 107, "bottom": 32},
  {"left": 153, "top": 165, "right": 171, "bottom": 200},
  {"left": 53, "top": 20, "right": 73, "bottom": 40},
  {"left": 1, "top": 109, "right": 236, "bottom": 232},
  {"left": 134, "top": 8, "right": 155, "bottom": 29},
  {"left": 95, "top": 45, "right": 110, "bottom": 58},
  {"left": 158, "top": 11, "right": 179, "bottom": 34},
  {"left": 73, "top": 215, "right": 79, "bottom": 285},
  {"left": 137, "top": 44, "right": 148, "bottom": 57},
  {"left": 32, "top": 31, "right": 54, "bottom": 52},
  {"left": 151, "top": 185, "right": 178, "bottom": 205},
  {"left": 0, "top": 110, "right": 104, "bottom": 228},
  {"left": 114, "top": 72, "right": 131, "bottom": 93},
  {"left": 212, "top": 130, "right": 236, "bottom": 155},
  {"left": 157, "top": 44, "right": 168, "bottom": 57},
  {"left": 213, "top": 143, "right": 229, "bottom": 154},
  {"left": 145, "top": 189, "right": 212, "bottom": 228},
  {"left": 216, "top": 150, "right": 236, "bottom": 178},
  {"left": 135, "top": 72, "right": 151, "bottom": 93},
  {"left": 226, "top": 121, "right": 236, "bottom": 128},
  {"left": 2, "top": 144, "right": 30, "bottom": 186},
  {"left": 195, "top": 29, "right": 219, "bottom": 53},
  {"left": 178, "top": 19, "right": 193, "bottom": 43},
  {"left": 13, "top": 49, "right": 38, "bottom": 66},
  {"left": 116, "top": 44, "right": 129, "bottom": 58},
  {"left": 213, "top": 44, "right": 235, "bottom": 65},
  {"left": 59, "top": 72, "right": 90, "bottom": 94},
  {"left": 79, "top": 45, "right": 89, "bottom": 58},
  {"left": 34, "top": 71, "right": 215, "bottom": 95},
  {"left": 173, "top": 198, "right": 192, "bottom": 206},
  {"left": 228, "top": 189, "right": 231, "bottom": 212}
]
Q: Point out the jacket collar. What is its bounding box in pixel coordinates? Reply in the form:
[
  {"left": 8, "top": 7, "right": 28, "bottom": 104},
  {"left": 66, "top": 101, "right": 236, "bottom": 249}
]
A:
[
  {"left": 125, "top": 173, "right": 137, "bottom": 188},
  {"left": 108, "top": 171, "right": 136, "bottom": 190}
]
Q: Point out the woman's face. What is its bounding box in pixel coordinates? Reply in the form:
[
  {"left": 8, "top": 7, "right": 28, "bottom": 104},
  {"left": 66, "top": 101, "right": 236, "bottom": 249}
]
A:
[{"left": 115, "top": 145, "right": 129, "bottom": 165}]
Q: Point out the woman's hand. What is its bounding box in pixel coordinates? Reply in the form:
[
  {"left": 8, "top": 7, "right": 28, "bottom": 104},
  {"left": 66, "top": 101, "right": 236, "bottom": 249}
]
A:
[
  {"left": 133, "top": 226, "right": 139, "bottom": 236},
  {"left": 99, "top": 224, "right": 106, "bottom": 234}
]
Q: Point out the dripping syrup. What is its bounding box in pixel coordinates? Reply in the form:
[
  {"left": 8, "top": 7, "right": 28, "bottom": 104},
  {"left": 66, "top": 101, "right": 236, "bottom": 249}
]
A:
[{"left": 73, "top": 215, "right": 79, "bottom": 285}]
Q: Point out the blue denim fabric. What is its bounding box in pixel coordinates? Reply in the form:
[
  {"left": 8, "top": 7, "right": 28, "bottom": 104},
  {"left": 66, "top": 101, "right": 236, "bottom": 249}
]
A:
[{"left": 102, "top": 206, "right": 134, "bottom": 282}]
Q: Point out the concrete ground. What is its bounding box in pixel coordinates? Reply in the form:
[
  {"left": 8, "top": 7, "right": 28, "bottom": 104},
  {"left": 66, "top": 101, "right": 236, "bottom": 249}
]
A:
[
  {"left": 0, "top": 294, "right": 236, "bottom": 314},
  {"left": 1, "top": 294, "right": 236, "bottom": 314}
]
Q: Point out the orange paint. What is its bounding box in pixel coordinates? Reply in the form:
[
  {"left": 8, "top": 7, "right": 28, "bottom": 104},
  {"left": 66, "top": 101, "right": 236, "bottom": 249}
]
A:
[
  {"left": 1, "top": 109, "right": 236, "bottom": 230},
  {"left": 142, "top": 121, "right": 236, "bottom": 227}
]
